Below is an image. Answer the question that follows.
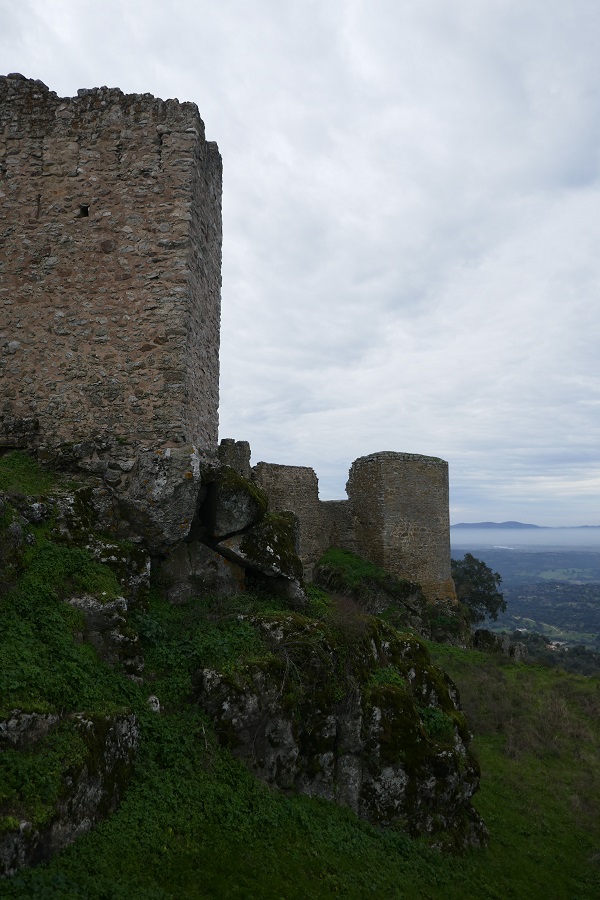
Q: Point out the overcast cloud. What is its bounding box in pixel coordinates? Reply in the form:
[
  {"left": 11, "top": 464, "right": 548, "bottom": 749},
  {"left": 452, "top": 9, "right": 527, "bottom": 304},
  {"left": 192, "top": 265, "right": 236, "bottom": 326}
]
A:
[{"left": 2, "top": 0, "right": 600, "bottom": 525}]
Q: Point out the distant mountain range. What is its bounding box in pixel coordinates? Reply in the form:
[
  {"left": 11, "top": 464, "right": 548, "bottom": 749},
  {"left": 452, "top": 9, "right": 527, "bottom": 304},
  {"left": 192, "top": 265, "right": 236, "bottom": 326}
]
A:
[{"left": 451, "top": 521, "right": 600, "bottom": 530}]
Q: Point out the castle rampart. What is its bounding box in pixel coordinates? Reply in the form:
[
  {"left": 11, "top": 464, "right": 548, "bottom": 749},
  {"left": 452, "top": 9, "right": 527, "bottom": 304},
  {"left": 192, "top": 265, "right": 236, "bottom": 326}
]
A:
[
  {"left": 0, "top": 74, "right": 221, "bottom": 453},
  {"left": 252, "top": 452, "right": 455, "bottom": 601},
  {"left": 252, "top": 462, "right": 327, "bottom": 580},
  {"left": 0, "top": 75, "right": 455, "bottom": 595}
]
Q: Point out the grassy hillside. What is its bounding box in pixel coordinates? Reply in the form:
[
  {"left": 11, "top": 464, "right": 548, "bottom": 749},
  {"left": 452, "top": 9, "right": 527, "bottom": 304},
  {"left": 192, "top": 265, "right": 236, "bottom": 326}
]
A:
[
  {"left": 2, "top": 455, "right": 600, "bottom": 898},
  {"left": 4, "top": 594, "right": 600, "bottom": 897}
]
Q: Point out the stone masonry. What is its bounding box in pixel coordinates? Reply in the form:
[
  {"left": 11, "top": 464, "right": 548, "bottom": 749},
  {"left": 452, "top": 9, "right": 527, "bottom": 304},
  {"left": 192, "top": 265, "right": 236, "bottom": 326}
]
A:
[
  {"left": 346, "top": 452, "right": 455, "bottom": 602},
  {"left": 252, "top": 452, "right": 455, "bottom": 602},
  {"left": 0, "top": 74, "right": 222, "bottom": 452},
  {"left": 0, "top": 75, "right": 455, "bottom": 595}
]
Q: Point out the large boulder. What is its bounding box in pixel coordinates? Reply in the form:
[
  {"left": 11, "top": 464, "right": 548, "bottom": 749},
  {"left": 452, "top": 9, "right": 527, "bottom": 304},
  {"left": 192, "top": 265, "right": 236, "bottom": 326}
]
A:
[
  {"left": 202, "top": 466, "right": 267, "bottom": 539},
  {"left": 161, "top": 539, "right": 245, "bottom": 603},
  {"left": 215, "top": 512, "right": 306, "bottom": 606},
  {"left": 37, "top": 440, "right": 207, "bottom": 554}
]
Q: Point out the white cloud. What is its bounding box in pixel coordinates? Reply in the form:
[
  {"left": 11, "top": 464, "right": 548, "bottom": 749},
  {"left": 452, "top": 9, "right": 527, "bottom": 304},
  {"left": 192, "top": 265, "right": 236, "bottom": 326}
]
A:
[{"left": 3, "top": 0, "right": 600, "bottom": 524}]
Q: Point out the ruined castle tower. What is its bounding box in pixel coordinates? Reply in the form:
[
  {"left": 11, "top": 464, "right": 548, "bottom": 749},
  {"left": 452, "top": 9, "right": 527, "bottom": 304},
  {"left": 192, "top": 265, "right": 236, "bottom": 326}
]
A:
[
  {"left": 0, "top": 74, "right": 222, "bottom": 453},
  {"left": 252, "top": 451, "right": 455, "bottom": 601},
  {"left": 346, "top": 452, "right": 455, "bottom": 602}
]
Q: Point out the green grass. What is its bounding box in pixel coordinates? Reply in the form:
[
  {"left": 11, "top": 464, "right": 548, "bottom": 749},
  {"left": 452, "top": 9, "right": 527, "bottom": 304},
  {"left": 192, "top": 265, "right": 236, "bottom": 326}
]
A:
[
  {"left": 3, "top": 587, "right": 600, "bottom": 897},
  {"left": 0, "top": 451, "right": 58, "bottom": 495},
  {"left": 0, "top": 522, "right": 135, "bottom": 718},
  {"left": 3, "top": 505, "right": 600, "bottom": 897}
]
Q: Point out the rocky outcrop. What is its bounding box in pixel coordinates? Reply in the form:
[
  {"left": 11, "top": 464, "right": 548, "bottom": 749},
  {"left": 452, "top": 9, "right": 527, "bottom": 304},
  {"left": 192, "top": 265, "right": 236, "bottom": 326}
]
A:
[
  {"left": 39, "top": 439, "right": 206, "bottom": 554},
  {"left": 198, "top": 612, "right": 487, "bottom": 848},
  {"left": 473, "top": 629, "right": 528, "bottom": 660},
  {"left": 66, "top": 595, "right": 144, "bottom": 681},
  {"left": 161, "top": 540, "right": 245, "bottom": 603},
  {"left": 0, "top": 712, "right": 139, "bottom": 877},
  {"left": 216, "top": 511, "right": 306, "bottom": 606},
  {"left": 314, "top": 548, "right": 470, "bottom": 646},
  {"left": 203, "top": 466, "right": 268, "bottom": 539}
]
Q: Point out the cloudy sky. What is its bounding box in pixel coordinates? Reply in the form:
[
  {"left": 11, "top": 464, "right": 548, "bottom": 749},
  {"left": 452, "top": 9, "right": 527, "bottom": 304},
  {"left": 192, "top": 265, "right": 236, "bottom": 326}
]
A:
[{"left": 3, "top": 0, "right": 600, "bottom": 525}]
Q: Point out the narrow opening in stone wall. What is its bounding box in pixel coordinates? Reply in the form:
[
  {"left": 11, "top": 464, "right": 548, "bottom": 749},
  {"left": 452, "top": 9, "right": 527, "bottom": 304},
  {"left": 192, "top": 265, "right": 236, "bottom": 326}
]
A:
[{"left": 76, "top": 203, "right": 90, "bottom": 218}]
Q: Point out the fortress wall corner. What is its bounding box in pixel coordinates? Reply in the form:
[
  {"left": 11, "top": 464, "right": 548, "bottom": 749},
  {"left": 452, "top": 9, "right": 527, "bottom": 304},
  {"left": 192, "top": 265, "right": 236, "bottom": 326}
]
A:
[
  {"left": 0, "top": 74, "right": 221, "bottom": 454},
  {"left": 252, "top": 462, "right": 327, "bottom": 580}
]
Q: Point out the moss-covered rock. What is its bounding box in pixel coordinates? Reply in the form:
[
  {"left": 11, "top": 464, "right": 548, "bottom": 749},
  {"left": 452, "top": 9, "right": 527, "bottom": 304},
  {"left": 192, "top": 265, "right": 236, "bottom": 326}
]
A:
[
  {"left": 0, "top": 711, "right": 138, "bottom": 877},
  {"left": 197, "top": 611, "right": 486, "bottom": 848},
  {"left": 315, "top": 548, "right": 470, "bottom": 646},
  {"left": 160, "top": 539, "right": 245, "bottom": 603},
  {"left": 215, "top": 512, "right": 306, "bottom": 607}
]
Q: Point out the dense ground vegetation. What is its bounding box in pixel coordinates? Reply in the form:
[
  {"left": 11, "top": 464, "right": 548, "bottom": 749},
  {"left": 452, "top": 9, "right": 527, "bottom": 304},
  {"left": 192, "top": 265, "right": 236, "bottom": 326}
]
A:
[{"left": 2, "top": 453, "right": 600, "bottom": 898}]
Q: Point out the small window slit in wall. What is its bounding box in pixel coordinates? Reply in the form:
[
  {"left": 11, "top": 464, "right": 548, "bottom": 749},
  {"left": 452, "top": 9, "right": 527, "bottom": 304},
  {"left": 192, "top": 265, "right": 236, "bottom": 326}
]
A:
[
  {"left": 76, "top": 203, "right": 90, "bottom": 218},
  {"left": 35, "top": 193, "right": 41, "bottom": 219}
]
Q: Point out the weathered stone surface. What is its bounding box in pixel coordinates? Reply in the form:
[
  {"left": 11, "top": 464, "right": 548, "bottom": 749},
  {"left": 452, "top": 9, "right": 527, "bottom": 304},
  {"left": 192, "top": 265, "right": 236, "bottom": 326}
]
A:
[
  {"left": 67, "top": 595, "right": 144, "bottom": 680},
  {"left": 0, "top": 415, "right": 39, "bottom": 449},
  {"left": 510, "top": 641, "right": 528, "bottom": 661},
  {"left": 116, "top": 444, "right": 204, "bottom": 552},
  {"left": 0, "top": 712, "right": 60, "bottom": 750},
  {"left": 0, "top": 74, "right": 222, "bottom": 455},
  {"left": 346, "top": 452, "right": 456, "bottom": 604},
  {"left": 216, "top": 511, "right": 306, "bottom": 605},
  {"left": 8, "top": 487, "right": 153, "bottom": 601},
  {"left": 253, "top": 453, "right": 456, "bottom": 605},
  {"left": 218, "top": 438, "right": 251, "bottom": 479},
  {"left": 203, "top": 465, "right": 267, "bottom": 539},
  {"left": 161, "top": 539, "right": 244, "bottom": 603},
  {"left": 0, "top": 712, "right": 138, "bottom": 877},
  {"left": 198, "top": 613, "right": 486, "bottom": 848},
  {"left": 252, "top": 462, "right": 328, "bottom": 581}
]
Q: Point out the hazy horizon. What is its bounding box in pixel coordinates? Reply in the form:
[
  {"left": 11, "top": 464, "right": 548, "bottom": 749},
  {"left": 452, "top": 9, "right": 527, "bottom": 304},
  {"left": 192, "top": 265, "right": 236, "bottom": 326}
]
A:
[{"left": 451, "top": 526, "right": 600, "bottom": 551}]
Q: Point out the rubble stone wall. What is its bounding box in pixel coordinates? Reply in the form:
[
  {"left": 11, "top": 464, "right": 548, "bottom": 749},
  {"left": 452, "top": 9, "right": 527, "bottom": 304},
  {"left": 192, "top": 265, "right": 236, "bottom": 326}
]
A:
[
  {"left": 252, "top": 451, "right": 455, "bottom": 602},
  {"left": 252, "top": 462, "right": 327, "bottom": 579},
  {"left": 0, "top": 74, "right": 222, "bottom": 453},
  {"left": 347, "top": 452, "right": 455, "bottom": 601}
]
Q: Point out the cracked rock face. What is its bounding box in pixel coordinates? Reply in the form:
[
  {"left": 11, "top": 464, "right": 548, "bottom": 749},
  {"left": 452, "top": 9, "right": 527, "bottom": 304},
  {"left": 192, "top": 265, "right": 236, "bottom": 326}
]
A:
[
  {"left": 198, "top": 613, "right": 487, "bottom": 849},
  {"left": 215, "top": 512, "right": 307, "bottom": 606},
  {"left": 0, "top": 712, "right": 139, "bottom": 877},
  {"left": 161, "top": 539, "right": 245, "bottom": 603},
  {"left": 203, "top": 466, "right": 267, "bottom": 540},
  {"left": 117, "top": 445, "right": 205, "bottom": 553}
]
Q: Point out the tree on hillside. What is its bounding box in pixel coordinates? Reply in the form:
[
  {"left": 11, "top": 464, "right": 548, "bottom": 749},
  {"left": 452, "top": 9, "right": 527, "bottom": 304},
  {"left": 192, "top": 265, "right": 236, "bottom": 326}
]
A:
[{"left": 451, "top": 553, "right": 506, "bottom": 624}]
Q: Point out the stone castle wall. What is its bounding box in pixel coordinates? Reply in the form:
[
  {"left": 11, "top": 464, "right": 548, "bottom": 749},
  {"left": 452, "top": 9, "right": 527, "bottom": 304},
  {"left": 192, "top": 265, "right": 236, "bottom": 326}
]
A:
[
  {"left": 0, "top": 74, "right": 222, "bottom": 453},
  {"left": 252, "top": 452, "right": 454, "bottom": 602},
  {"left": 347, "top": 452, "right": 455, "bottom": 601},
  {"left": 0, "top": 74, "right": 454, "bottom": 592},
  {"left": 252, "top": 462, "right": 326, "bottom": 580}
]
